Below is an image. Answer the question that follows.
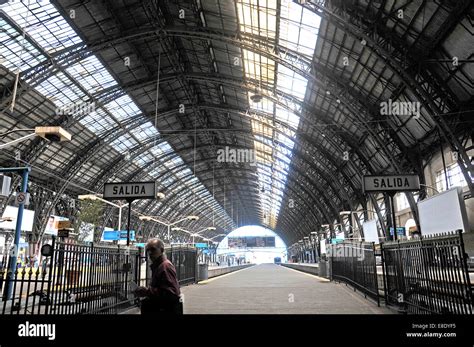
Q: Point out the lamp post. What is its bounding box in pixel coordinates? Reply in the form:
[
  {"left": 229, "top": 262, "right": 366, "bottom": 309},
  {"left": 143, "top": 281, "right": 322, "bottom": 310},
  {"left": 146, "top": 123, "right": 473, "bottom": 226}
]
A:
[
  {"left": 310, "top": 232, "right": 318, "bottom": 262},
  {"left": 191, "top": 227, "right": 216, "bottom": 244},
  {"left": 139, "top": 215, "right": 199, "bottom": 244},
  {"left": 208, "top": 234, "right": 226, "bottom": 241},
  {"left": 78, "top": 194, "right": 127, "bottom": 231},
  {"left": 172, "top": 227, "right": 216, "bottom": 244},
  {"left": 303, "top": 236, "right": 310, "bottom": 262}
]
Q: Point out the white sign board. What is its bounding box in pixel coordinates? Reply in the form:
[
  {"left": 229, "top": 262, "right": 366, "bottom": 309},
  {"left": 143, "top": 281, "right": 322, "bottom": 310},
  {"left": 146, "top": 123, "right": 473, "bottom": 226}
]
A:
[
  {"left": 44, "top": 215, "right": 69, "bottom": 236},
  {"left": 320, "top": 240, "right": 327, "bottom": 255},
  {"left": 1, "top": 206, "right": 34, "bottom": 232},
  {"left": 104, "top": 181, "right": 156, "bottom": 200},
  {"left": 363, "top": 219, "right": 379, "bottom": 244},
  {"left": 418, "top": 187, "right": 469, "bottom": 236},
  {"left": 363, "top": 175, "right": 420, "bottom": 193},
  {"left": 0, "top": 175, "right": 11, "bottom": 196}
]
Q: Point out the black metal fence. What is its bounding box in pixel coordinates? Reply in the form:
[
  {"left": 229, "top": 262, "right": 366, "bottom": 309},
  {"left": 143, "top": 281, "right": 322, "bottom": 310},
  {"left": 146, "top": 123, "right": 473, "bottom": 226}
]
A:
[
  {"left": 381, "top": 231, "right": 473, "bottom": 314},
  {"left": 0, "top": 239, "right": 197, "bottom": 315},
  {"left": 139, "top": 245, "right": 197, "bottom": 288},
  {"left": 329, "top": 241, "right": 380, "bottom": 305}
]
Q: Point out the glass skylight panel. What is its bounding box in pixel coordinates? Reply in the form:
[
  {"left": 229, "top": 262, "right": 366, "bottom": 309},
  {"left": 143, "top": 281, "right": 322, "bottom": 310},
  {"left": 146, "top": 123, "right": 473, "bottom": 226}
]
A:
[
  {"left": 79, "top": 108, "right": 115, "bottom": 135},
  {"left": 277, "top": 65, "right": 307, "bottom": 101},
  {"left": 67, "top": 56, "right": 117, "bottom": 92},
  {"left": 188, "top": 176, "right": 200, "bottom": 184},
  {"left": 276, "top": 130, "right": 295, "bottom": 150},
  {"left": 150, "top": 142, "right": 173, "bottom": 157},
  {"left": 174, "top": 169, "right": 189, "bottom": 178},
  {"left": 179, "top": 167, "right": 193, "bottom": 177},
  {"left": 0, "top": 19, "right": 47, "bottom": 72},
  {"left": 251, "top": 121, "right": 273, "bottom": 137},
  {"left": 79, "top": 112, "right": 115, "bottom": 136},
  {"left": 110, "top": 134, "right": 137, "bottom": 153},
  {"left": 276, "top": 151, "right": 291, "bottom": 165},
  {"left": 163, "top": 157, "right": 181, "bottom": 170},
  {"left": 254, "top": 134, "right": 273, "bottom": 147},
  {"left": 275, "top": 105, "right": 300, "bottom": 129},
  {"left": 36, "top": 72, "right": 86, "bottom": 106},
  {"left": 279, "top": 0, "right": 320, "bottom": 56},
  {"left": 3, "top": 1, "right": 82, "bottom": 52},
  {"left": 274, "top": 160, "right": 290, "bottom": 173},
  {"left": 104, "top": 95, "right": 141, "bottom": 121},
  {"left": 2, "top": 1, "right": 235, "bottom": 230},
  {"left": 133, "top": 153, "right": 152, "bottom": 167},
  {"left": 275, "top": 124, "right": 295, "bottom": 139},
  {"left": 243, "top": 50, "right": 275, "bottom": 86},
  {"left": 236, "top": 0, "right": 277, "bottom": 38},
  {"left": 162, "top": 176, "right": 175, "bottom": 187},
  {"left": 131, "top": 122, "right": 158, "bottom": 142},
  {"left": 254, "top": 141, "right": 273, "bottom": 156},
  {"left": 148, "top": 167, "right": 163, "bottom": 178}
]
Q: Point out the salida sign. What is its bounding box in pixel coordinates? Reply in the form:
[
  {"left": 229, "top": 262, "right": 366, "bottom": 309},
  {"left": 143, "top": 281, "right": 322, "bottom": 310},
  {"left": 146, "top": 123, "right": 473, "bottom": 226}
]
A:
[
  {"left": 103, "top": 181, "right": 156, "bottom": 200},
  {"left": 362, "top": 175, "right": 420, "bottom": 193}
]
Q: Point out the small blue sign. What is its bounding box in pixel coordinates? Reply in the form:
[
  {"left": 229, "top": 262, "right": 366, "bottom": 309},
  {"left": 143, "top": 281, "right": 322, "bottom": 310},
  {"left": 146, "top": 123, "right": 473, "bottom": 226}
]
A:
[
  {"left": 119, "top": 230, "right": 135, "bottom": 241},
  {"left": 331, "top": 238, "right": 344, "bottom": 244},
  {"left": 102, "top": 230, "right": 135, "bottom": 241},
  {"left": 194, "top": 243, "right": 208, "bottom": 248},
  {"left": 389, "top": 227, "right": 405, "bottom": 236},
  {"left": 102, "top": 230, "right": 119, "bottom": 240},
  {"left": 135, "top": 243, "right": 145, "bottom": 248}
]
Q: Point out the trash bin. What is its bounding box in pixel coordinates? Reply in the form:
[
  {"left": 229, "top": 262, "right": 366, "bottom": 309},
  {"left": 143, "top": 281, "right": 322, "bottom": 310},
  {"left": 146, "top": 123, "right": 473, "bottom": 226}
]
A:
[
  {"left": 198, "top": 263, "right": 208, "bottom": 281},
  {"left": 318, "top": 260, "right": 327, "bottom": 278}
]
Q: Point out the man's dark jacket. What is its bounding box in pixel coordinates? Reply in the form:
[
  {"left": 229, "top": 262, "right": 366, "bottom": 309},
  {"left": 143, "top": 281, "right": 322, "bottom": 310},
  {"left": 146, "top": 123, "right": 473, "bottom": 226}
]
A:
[{"left": 141, "top": 254, "right": 182, "bottom": 314}]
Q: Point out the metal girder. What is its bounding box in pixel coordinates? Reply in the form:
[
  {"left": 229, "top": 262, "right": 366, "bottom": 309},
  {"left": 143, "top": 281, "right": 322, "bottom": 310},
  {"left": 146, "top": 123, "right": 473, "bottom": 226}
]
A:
[
  {"left": 5, "top": 13, "right": 470, "bottom": 195},
  {"left": 86, "top": 70, "right": 413, "bottom": 211},
  {"left": 92, "top": 70, "right": 417, "bottom": 177},
  {"left": 144, "top": 166, "right": 331, "bottom": 239},
  {"left": 6, "top": 16, "right": 439, "bottom": 185},
  {"left": 5, "top": 23, "right": 424, "bottom": 209},
  {"left": 3, "top": 2, "right": 460, "bottom": 241},
  {"left": 155, "top": 162, "right": 330, "bottom": 227},
  {"left": 84, "top": 105, "right": 362, "bottom": 199},
  {"left": 302, "top": 0, "right": 474, "bottom": 196},
  {"left": 100, "top": 132, "right": 361, "bottom": 223},
  {"left": 16, "top": 25, "right": 299, "bottom": 89},
  {"left": 130, "top": 154, "right": 337, "bottom": 230}
]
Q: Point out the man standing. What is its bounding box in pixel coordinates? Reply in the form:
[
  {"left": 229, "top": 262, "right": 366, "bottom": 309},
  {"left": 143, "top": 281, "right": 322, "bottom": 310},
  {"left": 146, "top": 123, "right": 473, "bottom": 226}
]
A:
[{"left": 134, "top": 239, "right": 183, "bottom": 315}]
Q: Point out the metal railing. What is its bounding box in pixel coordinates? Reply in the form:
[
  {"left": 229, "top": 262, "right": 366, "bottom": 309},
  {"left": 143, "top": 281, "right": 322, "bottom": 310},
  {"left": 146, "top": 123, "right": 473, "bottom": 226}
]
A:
[
  {"left": 329, "top": 241, "right": 380, "bottom": 305},
  {"left": 1, "top": 238, "right": 196, "bottom": 314},
  {"left": 1, "top": 238, "right": 144, "bottom": 314},
  {"left": 381, "top": 231, "right": 473, "bottom": 314},
  {"left": 139, "top": 245, "right": 197, "bottom": 288}
]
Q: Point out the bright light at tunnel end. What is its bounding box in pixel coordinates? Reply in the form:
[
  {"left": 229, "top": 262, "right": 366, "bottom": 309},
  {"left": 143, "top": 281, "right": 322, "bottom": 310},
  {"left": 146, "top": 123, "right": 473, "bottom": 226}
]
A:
[{"left": 216, "top": 225, "right": 287, "bottom": 264}]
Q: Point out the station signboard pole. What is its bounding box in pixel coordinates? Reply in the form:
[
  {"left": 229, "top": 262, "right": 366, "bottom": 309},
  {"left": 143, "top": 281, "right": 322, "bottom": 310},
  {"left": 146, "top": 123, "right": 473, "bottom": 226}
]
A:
[
  {"left": 103, "top": 181, "right": 157, "bottom": 299},
  {"left": 362, "top": 175, "right": 420, "bottom": 241},
  {"left": 0, "top": 167, "right": 30, "bottom": 300}
]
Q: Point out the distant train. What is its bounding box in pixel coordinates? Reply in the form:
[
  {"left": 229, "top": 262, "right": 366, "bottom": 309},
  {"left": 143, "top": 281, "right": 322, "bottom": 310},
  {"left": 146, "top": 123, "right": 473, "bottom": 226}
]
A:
[{"left": 274, "top": 256, "right": 281, "bottom": 264}]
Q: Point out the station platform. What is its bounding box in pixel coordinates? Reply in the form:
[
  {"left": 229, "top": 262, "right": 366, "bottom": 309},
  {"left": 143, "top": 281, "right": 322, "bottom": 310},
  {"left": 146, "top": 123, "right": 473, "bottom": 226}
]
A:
[{"left": 124, "top": 263, "right": 391, "bottom": 314}]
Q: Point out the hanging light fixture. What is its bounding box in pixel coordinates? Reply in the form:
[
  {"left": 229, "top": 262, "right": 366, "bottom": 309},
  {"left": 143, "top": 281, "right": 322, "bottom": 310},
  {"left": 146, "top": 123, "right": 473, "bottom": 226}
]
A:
[{"left": 250, "top": 92, "right": 263, "bottom": 103}]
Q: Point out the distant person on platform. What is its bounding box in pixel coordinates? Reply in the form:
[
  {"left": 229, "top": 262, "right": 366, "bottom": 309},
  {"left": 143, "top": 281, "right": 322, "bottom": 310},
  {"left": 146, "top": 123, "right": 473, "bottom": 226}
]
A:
[{"left": 133, "top": 239, "right": 183, "bottom": 315}]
